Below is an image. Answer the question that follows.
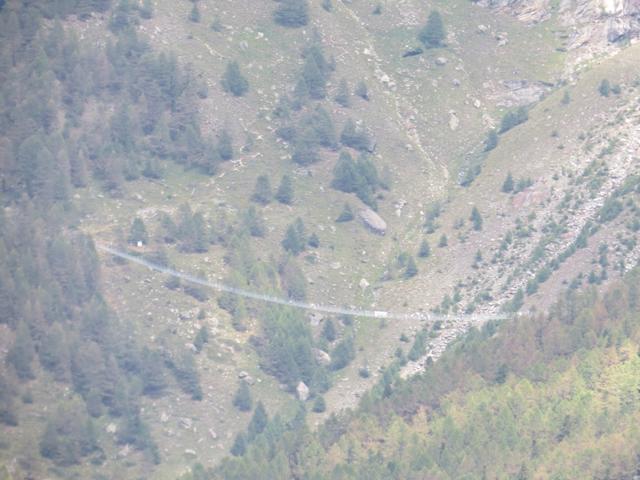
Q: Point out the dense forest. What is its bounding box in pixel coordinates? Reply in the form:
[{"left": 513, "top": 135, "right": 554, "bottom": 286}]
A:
[{"left": 0, "top": 0, "right": 216, "bottom": 470}]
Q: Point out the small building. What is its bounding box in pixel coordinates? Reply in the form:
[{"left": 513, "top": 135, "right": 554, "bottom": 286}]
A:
[{"left": 359, "top": 208, "right": 387, "bottom": 235}]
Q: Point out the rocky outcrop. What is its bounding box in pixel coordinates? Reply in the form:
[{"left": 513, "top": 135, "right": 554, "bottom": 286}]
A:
[
  {"left": 476, "top": 0, "right": 640, "bottom": 53},
  {"left": 562, "top": 0, "right": 640, "bottom": 48},
  {"left": 496, "top": 80, "right": 553, "bottom": 107},
  {"left": 297, "top": 381, "right": 310, "bottom": 402},
  {"left": 313, "top": 348, "right": 331, "bottom": 367},
  {"left": 474, "top": 0, "right": 551, "bottom": 23}
]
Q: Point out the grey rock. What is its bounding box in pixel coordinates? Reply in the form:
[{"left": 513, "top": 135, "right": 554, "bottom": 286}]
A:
[
  {"left": 359, "top": 209, "right": 387, "bottom": 235},
  {"left": 297, "top": 381, "right": 310, "bottom": 402},
  {"left": 313, "top": 348, "right": 332, "bottom": 367}
]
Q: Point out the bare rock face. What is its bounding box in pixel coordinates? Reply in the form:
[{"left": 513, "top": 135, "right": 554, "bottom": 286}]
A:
[
  {"left": 494, "top": 80, "right": 553, "bottom": 107},
  {"left": 476, "top": 0, "right": 640, "bottom": 53},
  {"left": 474, "top": 0, "right": 551, "bottom": 23},
  {"left": 560, "top": 0, "right": 640, "bottom": 50}
]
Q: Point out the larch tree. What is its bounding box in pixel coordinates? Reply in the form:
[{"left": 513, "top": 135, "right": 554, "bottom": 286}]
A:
[
  {"left": 221, "top": 61, "right": 249, "bottom": 97},
  {"left": 418, "top": 11, "right": 446, "bottom": 48}
]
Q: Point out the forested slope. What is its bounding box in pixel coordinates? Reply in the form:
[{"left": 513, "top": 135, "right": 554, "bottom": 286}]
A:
[
  {"left": 205, "top": 270, "right": 640, "bottom": 479},
  {"left": 0, "top": 1, "right": 222, "bottom": 477}
]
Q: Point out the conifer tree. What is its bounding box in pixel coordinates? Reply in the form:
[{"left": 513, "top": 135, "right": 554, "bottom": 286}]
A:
[
  {"left": 230, "top": 432, "right": 246, "bottom": 456},
  {"left": 191, "top": 212, "right": 208, "bottom": 253},
  {"left": 302, "top": 54, "right": 327, "bottom": 100},
  {"left": 335, "top": 78, "right": 350, "bottom": 107},
  {"left": 355, "top": 80, "right": 369, "bottom": 100},
  {"left": 418, "top": 11, "right": 446, "bottom": 48},
  {"left": 282, "top": 219, "right": 306, "bottom": 255},
  {"left": 7, "top": 321, "right": 35, "bottom": 380},
  {"left": 322, "top": 319, "right": 337, "bottom": 342},
  {"left": 292, "top": 78, "right": 310, "bottom": 110},
  {"left": 273, "top": 0, "right": 309, "bottom": 28},
  {"left": 404, "top": 256, "right": 418, "bottom": 279},
  {"left": 0, "top": 374, "right": 18, "bottom": 426},
  {"left": 280, "top": 258, "right": 307, "bottom": 301},
  {"left": 158, "top": 212, "right": 178, "bottom": 244},
  {"left": 173, "top": 352, "right": 202, "bottom": 401},
  {"left": 330, "top": 337, "right": 355, "bottom": 370},
  {"left": 418, "top": 239, "right": 431, "bottom": 258},
  {"left": 218, "top": 129, "right": 234, "bottom": 160},
  {"left": 140, "top": 348, "right": 167, "bottom": 397},
  {"left": 312, "top": 395, "right": 326, "bottom": 412},
  {"left": 292, "top": 135, "right": 319, "bottom": 166},
  {"left": 276, "top": 174, "right": 294, "bottom": 205},
  {"left": 307, "top": 106, "right": 337, "bottom": 149},
  {"left": 193, "top": 326, "right": 209, "bottom": 353},
  {"left": 247, "top": 401, "right": 268, "bottom": 439},
  {"left": 210, "top": 16, "right": 223, "bottom": 31},
  {"left": 502, "top": 172, "right": 514, "bottom": 193},
  {"left": 499, "top": 107, "right": 529, "bottom": 133},
  {"left": 177, "top": 205, "right": 195, "bottom": 245},
  {"left": 140, "top": 0, "right": 153, "bottom": 19},
  {"left": 308, "top": 232, "right": 320, "bottom": 248},
  {"left": 232, "top": 298, "right": 247, "bottom": 332},
  {"left": 233, "top": 381, "right": 253, "bottom": 412},
  {"left": 128, "top": 217, "right": 148, "bottom": 245},
  {"left": 484, "top": 130, "right": 498, "bottom": 152},
  {"left": 340, "top": 119, "right": 371, "bottom": 151},
  {"left": 251, "top": 175, "right": 272, "bottom": 205},
  {"left": 243, "top": 206, "right": 266, "bottom": 237},
  {"left": 221, "top": 61, "right": 249, "bottom": 97},
  {"left": 110, "top": 0, "right": 134, "bottom": 33},
  {"left": 39, "top": 323, "right": 70, "bottom": 382},
  {"left": 470, "top": 206, "right": 483, "bottom": 231},
  {"left": 189, "top": 3, "right": 201, "bottom": 22},
  {"left": 332, "top": 151, "right": 358, "bottom": 192},
  {"left": 336, "top": 203, "right": 354, "bottom": 222},
  {"left": 202, "top": 143, "right": 221, "bottom": 175},
  {"left": 110, "top": 105, "right": 135, "bottom": 152}
]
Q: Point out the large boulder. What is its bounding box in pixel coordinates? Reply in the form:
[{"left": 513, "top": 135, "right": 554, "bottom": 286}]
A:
[
  {"left": 313, "top": 348, "right": 332, "bottom": 367},
  {"left": 359, "top": 208, "right": 387, "bottom": 235},
  {"left": 297, "top": 381, "right": 310, "bottom": 402}
]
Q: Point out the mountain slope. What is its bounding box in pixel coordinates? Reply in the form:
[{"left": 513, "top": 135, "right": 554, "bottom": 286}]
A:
[
  {"left": 210, "top": 270, "right": 640, "bottom": 479},
  {"left": 2, "top": 0, "right": 640, "bottom": 478}
]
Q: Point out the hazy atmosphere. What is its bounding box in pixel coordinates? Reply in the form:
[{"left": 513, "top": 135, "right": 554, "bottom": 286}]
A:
[{"left": 2, "top": 0, "right": 640, "bottom": 478}]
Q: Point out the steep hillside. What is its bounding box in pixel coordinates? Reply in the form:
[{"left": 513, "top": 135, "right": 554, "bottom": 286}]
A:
[
  {"left": 82, "top": 0, "right": 569, "bottom": 426},
  {"left": 210, "top": 269, "right": 640, "bottom": 480},
  {"left": 2, "top": 0, "right": 640, "bottom": 478}
]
